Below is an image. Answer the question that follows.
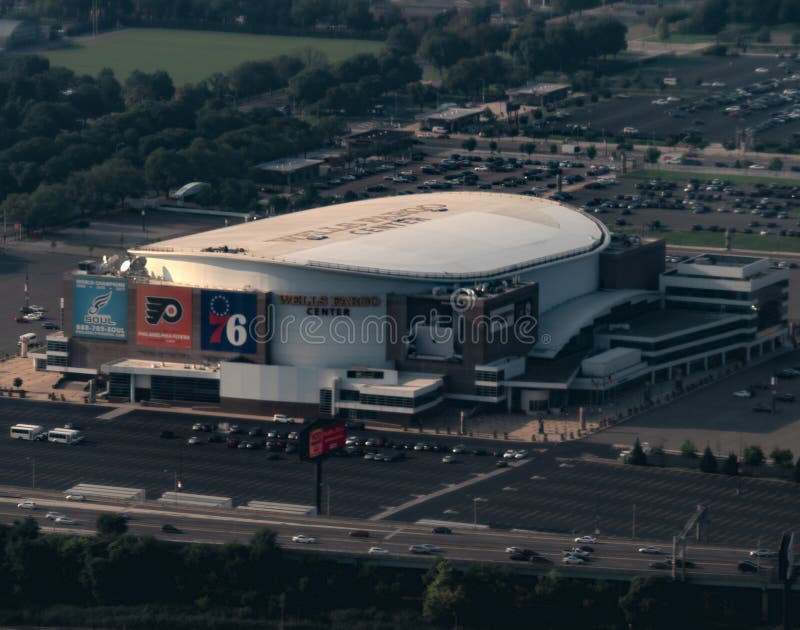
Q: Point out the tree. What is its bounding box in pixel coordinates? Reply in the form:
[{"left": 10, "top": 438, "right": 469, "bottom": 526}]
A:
[
  {"left": 144, "top": 149, "right": 191, "bottom": 196},
  {"left": 627, "top": 438, "right": 647, "bottom": 466},
  {"left": 722, "top": 453, "right": 739, "bottom": 475},
  {"left": 12, "top": 377, "right": 22, "bottom": 388},
  {"left": 586, "top": 145, "right": 597, "bottom": 159},
  {"left": 699, "top": 446, "right": 717, "bottom": 473},
  {"left": 680, "top": 439, "right": 698, "bottom": 459},
  {"left": 645, "top": 147, "right": 662, "bottom": 164},
  {"left": 461, "top": 137, "right": 477, "bottom": 154},
  {"left": 770, "top": 447, "right": 793, "bottom": 471},
  {"left": 768, "top": 157, "right": 783, "bottom": 171},
  {"left": 96, "top": 514, "right": 128, "bottom": 537},
  {"left": 743, "top": 445, "right": 765, "bottom": 467},
  {"left": 656, "top": 17, "right": 670, "bottom": 41},
  {"left": 419, "top": 30, "right": 471, "bottom": 76},
  {"left": 489, "top": 141, "right": 498, "bottom": 154},
  {"left": 793, "top": 459, "right": 800, "bottom": 482},
  {"left": 520, "top": 142, "right": 536, "bottom": 158},
  {"left": 124, "top": 70, "right": 175, "bottom": 105},
  {"left": 422, "top": 558, "right": 465, "bottom": 627}
]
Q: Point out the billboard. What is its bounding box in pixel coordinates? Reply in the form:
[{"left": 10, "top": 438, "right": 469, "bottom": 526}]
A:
[
  {"left": 299, "top": 420, "right": 346, "bottom": 460},
  {"left": 73, "top": 276, "right": 128, "bottom": 340},
  {"left": 136, "top": 285, "right": 193, "bottom": 349},
  {"left": 200, "top": 290, "right": 258, "bottom": 354}
]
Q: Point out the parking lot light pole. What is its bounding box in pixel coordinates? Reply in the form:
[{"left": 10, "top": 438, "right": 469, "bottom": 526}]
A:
[
  {"left": 26, "top": 457, "right": 35, "bottom": 489},
  {"left": 473, "top": 497, "right": 487, "bottom": 527}
]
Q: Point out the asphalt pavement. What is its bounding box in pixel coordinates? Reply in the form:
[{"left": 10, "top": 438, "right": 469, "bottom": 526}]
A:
[{"left": 2, "top": 397, "right": 799, "bottom": 552}]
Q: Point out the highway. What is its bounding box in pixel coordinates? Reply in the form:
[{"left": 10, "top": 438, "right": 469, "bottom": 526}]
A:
[{"left": 0, "top": 488, "right": 776, "bottom": 587}]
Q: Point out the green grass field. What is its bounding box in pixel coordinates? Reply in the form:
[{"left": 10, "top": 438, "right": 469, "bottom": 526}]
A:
[
  {"left": 635, "top": 229, "right": 800, "bottom": 253},
  {"left": 44, "top": 28, "right": 384, "bottom": 85},
  {"left": 630, "top": 169, "right": 800, "bottom": 187}
]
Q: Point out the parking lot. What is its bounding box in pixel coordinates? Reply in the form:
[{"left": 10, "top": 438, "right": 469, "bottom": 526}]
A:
[
  {"left": 393, "top": 454, "right": 800, "bottom": 549},
  {"left": 4, "top": 394, "right": 800, "bottom": 547},
  {"left": 0, "top": 399, "right": 507, "bottom": 519},
  {"left": 568, "top": 53, "right": 800, "bottom": 144},
  {"left": 587, "top": 349, "right": 800, "bottom": 457}
]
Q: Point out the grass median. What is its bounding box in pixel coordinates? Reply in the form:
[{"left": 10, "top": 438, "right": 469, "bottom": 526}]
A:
[
  {"left": 629, "top": 228, "right": 800, "bottom": 253},
  {"left": 629, "top": 168, "right": 800, "bottom": 187}
]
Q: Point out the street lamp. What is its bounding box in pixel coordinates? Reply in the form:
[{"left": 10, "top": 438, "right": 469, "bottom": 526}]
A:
[
  {"left": 473, "top": 497, "right": 488, "bottom": 527},
  {"left": 26, "top": 457, "right": 35, "bottom": 489},
  {"left": 141, "top": 209, "right": 146, "bottom": 233}
]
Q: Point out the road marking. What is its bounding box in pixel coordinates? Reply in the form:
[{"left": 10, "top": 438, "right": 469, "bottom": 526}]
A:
[
  {"left": 367, "top": 459, "right": 531, "bottom": 521},
  {"left": 96, "top": 407, "right": 132, "bottom": 421},
  {"left": 384, "top": 527, "right": 403, "bottom": 540}
]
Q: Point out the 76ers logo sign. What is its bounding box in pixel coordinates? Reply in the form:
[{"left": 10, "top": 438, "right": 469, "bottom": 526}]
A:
[{"left": 201, "top": 290, "right": 257, "bottom": 353}]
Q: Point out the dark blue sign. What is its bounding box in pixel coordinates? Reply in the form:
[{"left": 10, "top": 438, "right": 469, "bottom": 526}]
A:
[{"left": 200, "top": 290, "right": 258, "bottom": 353}]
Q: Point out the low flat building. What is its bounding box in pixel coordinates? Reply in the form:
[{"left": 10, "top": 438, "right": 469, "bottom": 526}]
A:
[
  {"left": 417, "top": 106, "right": 483, "bottom": 132},
  {"left": 254, "top": 157, "right": 323, "bottom": 186},
  {"left": 507, "top": 83, "right": 570, "bottom": 106}
]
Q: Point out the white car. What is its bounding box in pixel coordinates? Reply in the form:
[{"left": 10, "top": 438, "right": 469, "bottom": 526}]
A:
[
  {"left": 574, "top": 535, "right": 597, "bottom": 544},
  {"left": 733, "top": 390, "right": 753, "bottom": 398},
  {"left": 563, "top": 555, "right": 586, "bottom": 565},
  {"left": 749, "top": 549, "right": 776, "bottom": 557},
  {"left": 23, "top": 312, "right": 42, "bottom": 321},
  {"left": 749, "top": 164, "right": 766, "bottom": 169},
  {"left": 65, "top": 494, "right": 85, "bottom": 502},
  {"left": 514, "top": 450, "right": 529, "bottom": 460},
  {"left": 441, "top": 455, "right": 456, "bottom": 464},
  {"left": 622, "top": 126, "right": 638, "bottom": 134},
  {"left": 273, "top": 414, "right": 293, "bottom": 423},
  {"left": 755, "top": 67, "right": 769, "bottom": 73},
  {"left": 564, "top": 548, "right": 590, "bottom": 558},
  {"left": 420, "top": 544, "right": 440, "bottom": 552},
  {"left": 187, "top": 436, "right": 202, "bottom": 445},
  {"left": 502, "top": 450, "right": 518, "bottom": 459},
  {"left": 291, "top": 535, "right": 317, "bottom": 544},
  {"left": 505, "top": 546, "right": 523, "bottom": 554},
  {"left": 46, "top": 511, "right": 64, "bottom": 521},
  {"left": 638, "top": 546, "right": 663, "bottom": 555},
  {"left": 17, "top": 501, "right": 37, "bottom": 510},
  {"left": 368, "top": 546, "right": 390, "bottom": 555},
  {"left": 54, "top": 516, "right": 76, "bottom": 525}
]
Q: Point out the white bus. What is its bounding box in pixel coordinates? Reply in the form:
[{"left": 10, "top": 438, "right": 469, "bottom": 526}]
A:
[
  {"left": 10, "top": 424, "right": 46, "bottom": 440},
  {"left": 47, "top": 428, "right": 84, "bottom": 445}
]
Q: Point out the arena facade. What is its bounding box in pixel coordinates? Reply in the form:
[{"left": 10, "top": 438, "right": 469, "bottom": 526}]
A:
[{"left": 32, "top": 192, "right": 790, "bottom": 422}]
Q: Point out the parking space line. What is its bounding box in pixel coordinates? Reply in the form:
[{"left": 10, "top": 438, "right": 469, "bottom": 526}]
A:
[{"left": 96, "top": 407, "right": 133, "bottom": 421}]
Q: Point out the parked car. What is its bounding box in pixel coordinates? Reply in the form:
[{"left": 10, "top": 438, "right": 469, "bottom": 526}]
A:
[{"left": 17, "top": 501, "right": 37, "bottom": 510}]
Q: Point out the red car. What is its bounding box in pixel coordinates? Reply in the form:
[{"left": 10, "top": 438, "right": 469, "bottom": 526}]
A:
[
  {"left": 226, "top": 438, "right": 240, "bottom": 448},
  {"left": 13, "top": 316, "right": 27, "bottom": 323}
]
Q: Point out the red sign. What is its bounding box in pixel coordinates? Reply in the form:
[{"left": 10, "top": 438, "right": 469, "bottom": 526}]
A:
[
  {"left": 136, "top": 285, "right": 193, "bottom": 349},
  {"left": 308, "top": 421, "right": 346, "bottom": 459}
]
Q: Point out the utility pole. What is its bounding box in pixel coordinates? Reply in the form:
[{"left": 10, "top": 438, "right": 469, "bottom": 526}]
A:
[{"left": 632, "top": 503, "right": 636, "bottom": 539}]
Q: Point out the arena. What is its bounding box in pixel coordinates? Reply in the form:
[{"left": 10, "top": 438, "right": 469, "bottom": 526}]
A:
[{"left": 31, "top": 192, "right": 790, "bottom": 422}]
